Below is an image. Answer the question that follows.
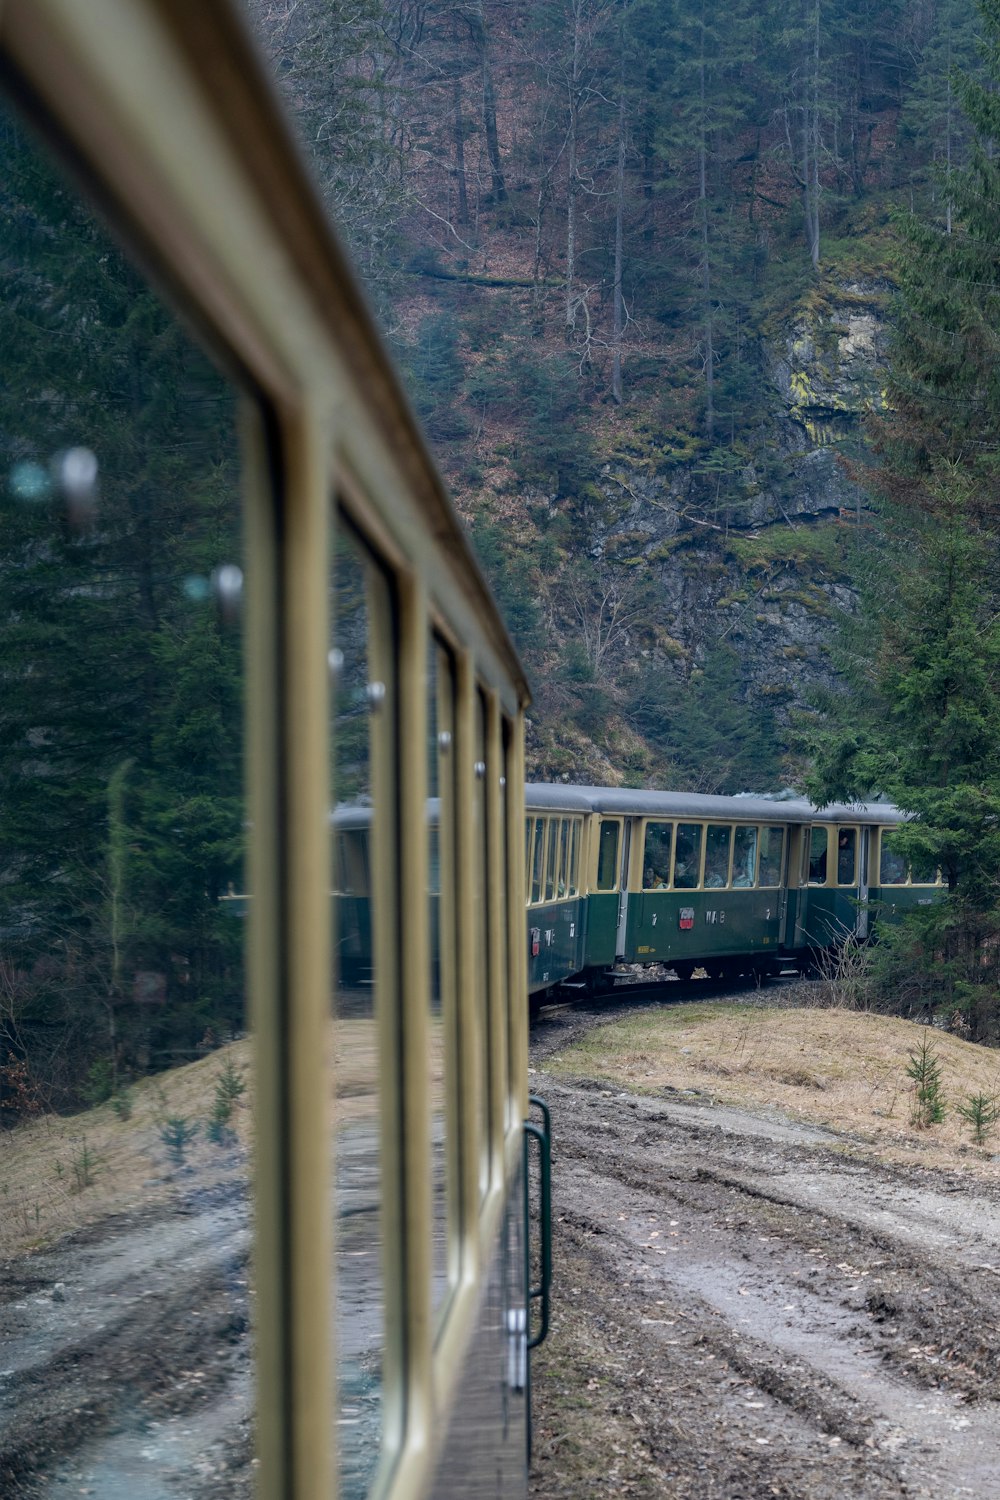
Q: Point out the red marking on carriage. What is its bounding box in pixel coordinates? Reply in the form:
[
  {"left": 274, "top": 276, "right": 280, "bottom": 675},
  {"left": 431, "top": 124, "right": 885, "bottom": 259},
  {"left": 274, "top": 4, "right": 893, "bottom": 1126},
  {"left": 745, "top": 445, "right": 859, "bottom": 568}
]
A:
[
  {"left": 530, "top": 927, "right": 541, "bottom": 957},
  {"left": 679, "top": 908, "right": 695, "bottom": 931}
]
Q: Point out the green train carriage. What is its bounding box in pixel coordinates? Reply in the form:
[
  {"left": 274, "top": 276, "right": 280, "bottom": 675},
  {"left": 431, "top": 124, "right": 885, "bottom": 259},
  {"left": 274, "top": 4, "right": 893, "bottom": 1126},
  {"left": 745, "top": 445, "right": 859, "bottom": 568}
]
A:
[{"left": 524, "top": 787, "right": 942, "bottom": 995}]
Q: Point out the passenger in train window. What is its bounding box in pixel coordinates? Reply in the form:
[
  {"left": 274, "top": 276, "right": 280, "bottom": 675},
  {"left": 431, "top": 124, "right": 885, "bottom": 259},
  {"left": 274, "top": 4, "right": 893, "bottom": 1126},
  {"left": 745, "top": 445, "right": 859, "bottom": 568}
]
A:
[
  {"left": 703, "top": 826, "right": 731, "bottom": 888},
  {"left": 808, "top": 828, "right": 828, "bottom": 884},
  {"left": 673, "top": 824, "right": 702, "bottom": 888},
  {"left": 732, "top": 826, "right": 757, "bottom": 887},
  {"left": 643, "top": 822, "right": 673, "bottom": 889},
  {"left": 837, "top": 829, "right": 856, "bottom": 884}
]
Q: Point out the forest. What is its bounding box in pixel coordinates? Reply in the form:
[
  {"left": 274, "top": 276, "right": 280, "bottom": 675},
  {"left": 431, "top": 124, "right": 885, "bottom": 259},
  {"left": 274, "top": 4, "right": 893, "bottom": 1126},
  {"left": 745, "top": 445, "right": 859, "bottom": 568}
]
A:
[{"left": 4, "top": 0, "right": 1000, "bottom": 1112}]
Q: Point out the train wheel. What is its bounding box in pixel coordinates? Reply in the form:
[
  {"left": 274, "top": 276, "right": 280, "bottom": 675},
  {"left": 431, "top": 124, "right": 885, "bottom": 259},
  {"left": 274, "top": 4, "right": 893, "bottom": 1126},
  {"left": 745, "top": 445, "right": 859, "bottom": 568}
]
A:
[{"left": 672, "top": 961, "right": 694, "bottom": 981}]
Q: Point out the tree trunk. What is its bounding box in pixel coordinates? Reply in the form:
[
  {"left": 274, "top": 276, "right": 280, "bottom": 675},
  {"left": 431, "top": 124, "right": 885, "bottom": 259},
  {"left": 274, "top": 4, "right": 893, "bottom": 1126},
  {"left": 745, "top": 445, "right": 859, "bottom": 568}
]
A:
[{"left": 612, "top": 62, "right": 626, "bottom": 404}]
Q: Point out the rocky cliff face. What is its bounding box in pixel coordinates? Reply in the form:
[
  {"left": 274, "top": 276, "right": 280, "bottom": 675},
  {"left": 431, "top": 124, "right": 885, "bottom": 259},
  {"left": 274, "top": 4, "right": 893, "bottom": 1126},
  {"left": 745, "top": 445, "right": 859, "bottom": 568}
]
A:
[{"left": 530, "top": 277, "right": 890, "bottom": 784}]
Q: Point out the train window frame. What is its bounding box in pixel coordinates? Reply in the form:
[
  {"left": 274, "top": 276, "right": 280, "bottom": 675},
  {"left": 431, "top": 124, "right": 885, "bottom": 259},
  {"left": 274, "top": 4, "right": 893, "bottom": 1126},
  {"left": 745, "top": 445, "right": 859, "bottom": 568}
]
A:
[
  {"left": 529, "top": 816, "right": 546, "bottom": 904},
  {"left": 806, "top": 825, "right": 831, "bottom": 886},
  {"left": 703, "top": 823, "right": 734, "bottom": 890},
  {"left": 731, "top": 825, "right": 758, "bottom": 888},
  {"left": 836, "top": 825, "right": 859, "bottom": 887},
  {"left": 568, "top": 816, "right": 582, "bottom": 896},
  {"left": 673, "top": 822, "right": 703, "bottom": 890},
  {"left": 595, "top": 817, "right": 622, "bottom": 892},
  {"left": 757, "top": 825, "right": 786, "bottom": 888},
  {"left": 642, "top": 819, "right": 674, "bottom": 890}
]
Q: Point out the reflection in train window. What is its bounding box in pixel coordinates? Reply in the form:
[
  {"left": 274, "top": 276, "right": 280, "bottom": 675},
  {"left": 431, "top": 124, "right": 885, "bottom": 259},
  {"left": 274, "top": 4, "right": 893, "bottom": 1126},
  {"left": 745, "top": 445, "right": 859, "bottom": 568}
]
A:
[
  {"left": 758, "top": 826, "right": 785, "bottom": 887},
  {"left": 331, "top": 524, "right": 386, "bottom": 1496},
  {"left": 0, "top": 97, "right": 252, "bottom": 1492},
  {"left": 807, "top": 827, "right": 829, "bottom": 885}
]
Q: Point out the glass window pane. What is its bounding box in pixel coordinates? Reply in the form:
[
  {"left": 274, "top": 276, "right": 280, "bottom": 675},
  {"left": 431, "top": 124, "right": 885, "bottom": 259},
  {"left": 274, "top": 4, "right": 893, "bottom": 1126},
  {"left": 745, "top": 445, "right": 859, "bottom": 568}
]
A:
[
  {"left": 596, "top": 821, "right": 620, "bottom": 891},
  {"left": 758, "top": 826, "right": 785, "bottom": 887},
  {"left": 475, "top": 690, "right": 491, "bottom": 1199},
  {"left": 837, "top": 828, "right": 857, "bottom": 885},
  {"left": 732, "top": 826, "right": 758, "bottom": 887},
  {"left": 673, "top": 824, "right": 703, "bottom": 889},
  {"left": 0, "top": 98, "right": 252, "bottom": 1493},
  {"left": 643, "top": 823, "right": 673, "bottom": 888},
  {"left": 332, "top": 526, "right": 385, "bottom": 1494},
  {"left": 808, "top": 827, "right": 829, "bottom": 885},
  {"left": 544, "top": 819, "right": 558, "bottom": 902},
  {"left": 704, "top": 825, "right": 732, "bottom": 888},
  {"left": 568, "top": 819, "right": 581, "bottom": 896},
  {"left": 558, "top": 819, "right": 570, "bottom": 897},
  {"left": 530, "top": 818, "right": 545, "bottom": 904},
  {"left": 428, "top": 639, "right": 457, "bottom": 1317},
  {"left": 879, "top": 830, "right": 907, "bottom": 885}
]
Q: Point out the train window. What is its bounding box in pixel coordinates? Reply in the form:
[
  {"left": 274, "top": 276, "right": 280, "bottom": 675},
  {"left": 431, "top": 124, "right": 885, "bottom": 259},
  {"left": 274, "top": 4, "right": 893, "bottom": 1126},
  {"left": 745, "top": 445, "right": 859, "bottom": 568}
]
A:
[
  {"left": 879, "top": 830, "right": 908, "bottom": 885},
  {"left": 673, "top": 823, "right": 703, "bottom": 889},
  {"left": 808, "top": 827, "right": 830, "bottom": 884},
  {"left": 704, "top": 825, "right": 733, "bottom": 888},
  {"left": 569, "top": 817, "right": 582, "bottom": 896},
  {"left": 428, "top": 638, "right": 457, "bottom": 1317},
  {"left": 758, "top": 826, "right": 785, "bottom": 887},
  {"left": 732, "top": 826, "right": 758, "bottom": 887},
  {"left": 837, "top": 827, "right": 858, "bottom": 885},
  {"left": 0, "top": 97, "right": 253, "bottom": 1492},
  {"left": 596, "top": 820, "right": 621, "bottom": 891},
  {"left": 332, "top": 525, "right": 388, "bottom": 1493},
  {"left": 475, "top": 688, "right": 492, "bottom": 1198},
  {"left": 910, "top": 849, "right": 940, "bottom": 885},
  {"left": 530, "top": 817, "right": 545, "bottom": 903},
  {"left": 643, "top": 822, "right": 673, "bottom": 888},
  {"left": 544, "top": 818, "right": 559, "bottom": 902}
]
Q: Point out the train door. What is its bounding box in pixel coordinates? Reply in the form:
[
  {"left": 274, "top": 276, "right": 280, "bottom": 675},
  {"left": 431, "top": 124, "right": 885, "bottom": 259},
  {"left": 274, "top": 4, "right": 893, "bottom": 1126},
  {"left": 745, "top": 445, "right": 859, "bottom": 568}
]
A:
[
  {"left": 615, "top": 821, "right": 633, "bottom": 960},
  {"left": 857, "top": 827, "right": 871, "bottom": 940}
]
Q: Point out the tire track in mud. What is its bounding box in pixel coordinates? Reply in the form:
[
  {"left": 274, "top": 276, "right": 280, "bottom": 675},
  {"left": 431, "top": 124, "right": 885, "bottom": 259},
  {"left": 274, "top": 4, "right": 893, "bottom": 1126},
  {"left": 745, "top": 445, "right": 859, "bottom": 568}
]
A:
[
  {"left": 530, "top": 1062, "right": 1000, "bottom": 1499},
  {"left": 0, "top": 1184, "right": 252, "bottom": 1498}
]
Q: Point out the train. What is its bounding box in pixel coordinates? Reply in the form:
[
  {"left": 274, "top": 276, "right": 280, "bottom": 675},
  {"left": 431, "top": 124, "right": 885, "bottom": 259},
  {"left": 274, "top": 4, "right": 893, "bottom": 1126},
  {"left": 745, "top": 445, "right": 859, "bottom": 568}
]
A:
[
  {"left": 1, "top": 5, "right": 545, "bottom": 1500},
  {"left": 333, "top": 785, "right": 941, "bottom": 1011},
  {"left": 522, "top": 784, "right": 941, "bottom": 1004}
]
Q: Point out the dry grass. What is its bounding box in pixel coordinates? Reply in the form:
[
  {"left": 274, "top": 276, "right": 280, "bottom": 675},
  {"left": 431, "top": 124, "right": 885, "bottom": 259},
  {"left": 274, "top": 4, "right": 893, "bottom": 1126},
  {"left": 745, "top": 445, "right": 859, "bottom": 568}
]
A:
[
  {"left": 0, "top": 1014, "right": 407, "bottom": 1259},
  {"left": 547, "top": 1004, "right": 1000, "bottom": 1180},
  {"left": 0, "top": 1038, "right": 255, "bottom": 1258}
]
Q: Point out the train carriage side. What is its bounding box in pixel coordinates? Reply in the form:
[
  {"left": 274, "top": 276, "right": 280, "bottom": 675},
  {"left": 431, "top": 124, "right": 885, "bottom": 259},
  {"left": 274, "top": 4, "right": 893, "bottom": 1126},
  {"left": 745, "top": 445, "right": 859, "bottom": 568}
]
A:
[
  {"left": 0, "top": 7, "right": 542, "bottom": 1500},
  {"left": 524, "top": 787, "right": 592, "bottom": 999},
  {"left": 584, "top": 790, "right": 811, "bottom": 980}
]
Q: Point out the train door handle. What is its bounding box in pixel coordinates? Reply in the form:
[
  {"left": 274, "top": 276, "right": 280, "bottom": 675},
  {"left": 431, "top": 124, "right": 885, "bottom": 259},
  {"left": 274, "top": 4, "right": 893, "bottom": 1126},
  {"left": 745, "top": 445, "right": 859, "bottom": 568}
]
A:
[{"left": 524, "top": 1095, "right": 552, "bottom": 1351}]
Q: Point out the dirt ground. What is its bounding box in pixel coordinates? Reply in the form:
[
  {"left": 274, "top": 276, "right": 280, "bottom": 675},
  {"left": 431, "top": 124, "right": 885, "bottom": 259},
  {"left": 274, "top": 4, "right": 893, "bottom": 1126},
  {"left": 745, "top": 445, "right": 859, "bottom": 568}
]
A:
[{"left": 528, "top": 991, "right": 1000, "bottom": 1500}]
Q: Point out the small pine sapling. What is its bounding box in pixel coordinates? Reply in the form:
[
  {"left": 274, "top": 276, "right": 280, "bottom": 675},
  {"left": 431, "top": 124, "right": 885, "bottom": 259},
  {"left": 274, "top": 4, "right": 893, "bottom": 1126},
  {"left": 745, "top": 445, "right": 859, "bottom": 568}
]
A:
[
  {"left": 906, "top": 1034, "right": 946, "bottom": 1128},
  {"left": 955, "top": 1092, "right": 1000, "bottom": 1146},
  {"left": 160, "top": 1115, "right": 199, "bottom": 1166}
]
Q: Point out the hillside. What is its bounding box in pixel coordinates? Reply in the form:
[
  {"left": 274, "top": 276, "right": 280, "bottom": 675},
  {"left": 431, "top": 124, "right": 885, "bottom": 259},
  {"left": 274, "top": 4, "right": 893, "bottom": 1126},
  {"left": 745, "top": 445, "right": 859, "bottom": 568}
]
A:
[{"left": 249, "top": 0, "right": 982, "bottom": 790}]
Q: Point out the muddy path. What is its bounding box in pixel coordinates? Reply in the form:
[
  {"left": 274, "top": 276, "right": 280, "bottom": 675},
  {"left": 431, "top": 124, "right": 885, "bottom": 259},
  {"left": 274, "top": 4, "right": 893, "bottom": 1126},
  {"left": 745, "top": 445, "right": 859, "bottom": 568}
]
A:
[
  {"left": 528, "top": 1000, "right": 1000, "bottom": 1499},
  {"left": 0, "top": 1178, "right": 253, "bottom": 1500}
]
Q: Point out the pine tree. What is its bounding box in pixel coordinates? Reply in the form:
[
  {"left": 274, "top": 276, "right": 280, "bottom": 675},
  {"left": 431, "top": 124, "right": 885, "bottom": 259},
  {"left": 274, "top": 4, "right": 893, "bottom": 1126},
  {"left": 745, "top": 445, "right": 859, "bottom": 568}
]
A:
[{"left": 810, "top": 0, "right": 1000, "bottom": 1037}]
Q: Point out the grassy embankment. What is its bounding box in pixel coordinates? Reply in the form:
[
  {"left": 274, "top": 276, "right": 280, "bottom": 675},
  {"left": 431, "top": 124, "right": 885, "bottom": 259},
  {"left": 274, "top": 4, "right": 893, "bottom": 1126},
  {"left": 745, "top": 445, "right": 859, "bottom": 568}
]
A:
[{"left": 544, "top": 1001, "right": 1000, "bottom": 1178}]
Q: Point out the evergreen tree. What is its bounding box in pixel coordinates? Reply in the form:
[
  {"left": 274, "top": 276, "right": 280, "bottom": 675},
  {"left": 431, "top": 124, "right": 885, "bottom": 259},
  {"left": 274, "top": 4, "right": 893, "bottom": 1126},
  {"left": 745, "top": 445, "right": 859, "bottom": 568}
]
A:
[{"left": 810, "top": 0, "right": 1000, "bottom": 1036}]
